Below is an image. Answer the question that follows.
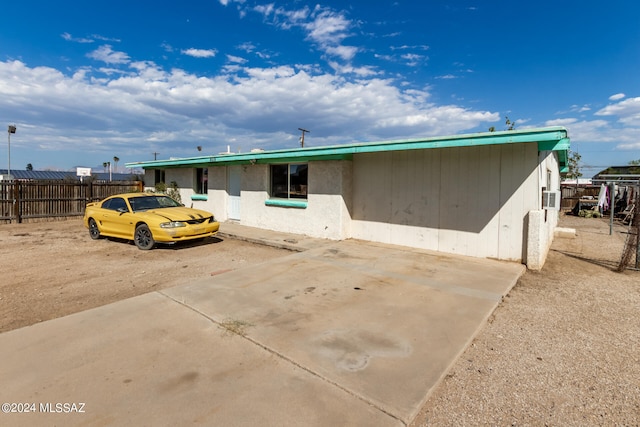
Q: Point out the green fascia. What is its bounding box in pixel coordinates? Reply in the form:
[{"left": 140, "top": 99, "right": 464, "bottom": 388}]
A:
[
  {"left": 190, "top": 194, "right": 208, "bottom": 201},
  {"left": 538, "top": 137, "right": 570, "bottom": 173},
  {"left": 265, "top": 199, "right": 308, "bottom": 209},
  {"left": 126, "top": 127, "right": 569, "bottom": 170},
  {"left": 128, "top": 156, "right": 215, "bottom": 169}
]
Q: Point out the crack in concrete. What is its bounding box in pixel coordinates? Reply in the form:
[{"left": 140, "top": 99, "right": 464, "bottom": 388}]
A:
[{"left": 158, "top": 290, "right": 408, "bottom": 426}]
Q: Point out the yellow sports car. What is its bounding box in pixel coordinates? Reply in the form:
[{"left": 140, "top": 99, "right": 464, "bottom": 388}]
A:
[{"left": 83, "top": 193, "right": 220, "bottom": 250}]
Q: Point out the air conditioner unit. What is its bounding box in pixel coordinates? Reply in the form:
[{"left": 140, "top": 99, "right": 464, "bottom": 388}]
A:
[{"left": 542, "top": 190, "right": 561, "bottom": 210}]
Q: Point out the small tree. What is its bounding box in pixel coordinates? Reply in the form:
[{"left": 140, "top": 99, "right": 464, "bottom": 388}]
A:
[
  {"left": 167, "top": 181, "right": 182, "bottom": 204},
  {"left": 26, "top": 163, "right": 33, "bottom": 171},
  {"left": 153, "top": 181, "right": 182, "bottom": 204},
  {"left": 505, "top": 116, "right": 516, "bottom": 130},
  {"left": 566, "top": 150, "right": 582, "bottom": 182},
  {"left": 154, "top": 181, "right": 167, "bottom": 193},
  {"left": 489, "top": 116, "right": 516, "bottom": 132}
]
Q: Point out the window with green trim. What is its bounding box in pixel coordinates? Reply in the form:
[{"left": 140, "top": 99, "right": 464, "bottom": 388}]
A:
[{"left": 271, "top": 164, "right": 308, "bottom": 200}]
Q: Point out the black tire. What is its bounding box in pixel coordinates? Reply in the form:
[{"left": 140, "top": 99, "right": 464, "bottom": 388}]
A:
[
  {"left": 88, "top": 218, "right": 101, "bottom": 240},
  {"left": 134, "top": 224, "right": 155, "bottom": 250}
]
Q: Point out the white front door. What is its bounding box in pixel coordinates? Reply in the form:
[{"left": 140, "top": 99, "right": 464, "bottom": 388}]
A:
[{"left": 227, "top": 166, "right": 241, "bottom": 220}]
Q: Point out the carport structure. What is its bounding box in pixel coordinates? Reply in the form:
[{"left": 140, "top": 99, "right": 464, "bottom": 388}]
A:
[{"left": 128, "top": 127, "right": 569, "bottom": 269}]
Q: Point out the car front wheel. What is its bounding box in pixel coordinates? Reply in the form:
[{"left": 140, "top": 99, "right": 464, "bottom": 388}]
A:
[
  {"left": 88, "top": 218, "right": 101, "bottom": 240},
  {"left": 134, "top": 224, "right": 155, "bottom": 250}
]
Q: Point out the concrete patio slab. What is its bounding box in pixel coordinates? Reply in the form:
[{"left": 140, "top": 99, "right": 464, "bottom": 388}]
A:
[
  {"left": 0, "top": 235, "right": 524, "bottom": 426},
  {"left": 0, "top": 292, "right": 399, "bottom": 427},
  {"left": 162, "top": 239, "right": 524, "bottom": 424}
]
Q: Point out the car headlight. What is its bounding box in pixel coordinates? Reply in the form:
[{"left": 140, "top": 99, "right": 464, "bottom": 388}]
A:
[{"left": 160, "top": 221, "right": 187, "bottom": 228}]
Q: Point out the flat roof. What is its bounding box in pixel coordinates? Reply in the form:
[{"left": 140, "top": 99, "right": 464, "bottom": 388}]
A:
[{"left": 126, "top": 127, "right": 570, "bottom": 172}]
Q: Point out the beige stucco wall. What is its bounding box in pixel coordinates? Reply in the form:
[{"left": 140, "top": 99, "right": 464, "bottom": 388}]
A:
[
  {"left": 525, "top": 150, "right": 561, "bottom": 270},
  {"left": 350, "top": 143, "right": 543, "bottom": 263},
  {"left": 238, "top": 161, "right": 352, "bottom": 240},
  {"left": 142, "top": 142, "right": 561, "bottom": 267},
  {"left": 143, "top": 168, "right": 226, "bottom": 220}
]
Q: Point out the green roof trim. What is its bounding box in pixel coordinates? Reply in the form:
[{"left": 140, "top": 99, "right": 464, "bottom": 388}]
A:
[{"left": 126, "top": 127, "right": 569, "bottom": 170}]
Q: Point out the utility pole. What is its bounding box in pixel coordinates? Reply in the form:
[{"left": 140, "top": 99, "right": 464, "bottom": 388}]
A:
[
  {"left": 298, "top": 128, "right": 310, "bottom": 148},
  {"left": 153, "top": 152, "right": 159, "bottom": 160},
  {"left": 7, "top": 125, "right": 16, "bottom": 178}
]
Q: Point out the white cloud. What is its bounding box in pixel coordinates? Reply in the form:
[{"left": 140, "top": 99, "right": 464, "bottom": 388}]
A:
[
  {"left": 569, "top": 104, "right": 591, "bottom": 113},
  {"left": 236, "top": 42, "right": 272, "bottom": 59},
  {"left": 251, "top": 4, "right": 357, "bottom": 63},
  {"left": 327, "top": 62, "right": 379, "bottom": 77},
  {"left": 219, "top": 0, "right": 245, "bottom": 5},
  {"left": 226, "top": 55, "right": 248, "bottom": 64},
  {"left": 595, "top": 96, "right": 640, "bottom": 125},
  {"left": 544, "top": 116, "right": 640, "bottom": 150},
  {"left": 87, "top": 45, "right": 130, "bottom": 64},
  {"left": 304, "top": 9, "right": 351, "bottom": 45},
  {"left": 61, "top": 32, "right": 94, "bottom": 44},
  {"left": 401, "top": 53, "right": 426, "bottom": 66},
  {"left": 374, "top": 53, "right": 394, "bottom": 61},
  {"left": 253, "top": 3, "right": 276, "bottom": 19},
  {"left": 390, "top": 45, "right": 429, "bottom": 51},
  {"left": 325, "top": 45, "right": 358, "bottom": 61},
  {"left": 545, "top": 118, "right": 578, "bottom": 126},
  {"left": 181, "top": 48, "right": 217, "bottom": 58},
  {"left": 0, "top": 59, "right": 500, "bottom": 166},
  {"left": 237, "top": 42, "right": 255, "bottom": 52},
  {"left": 609, "top": 93, "right": 625, "bottom": 101},
  {"left": 617, "top": 142, "right": 640, "bottom": 150}
]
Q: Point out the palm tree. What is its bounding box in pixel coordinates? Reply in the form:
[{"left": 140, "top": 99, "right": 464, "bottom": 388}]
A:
[
  {"left": 103, "top": 162, "right": 108, "bottom": 173},
  {"left": 113, "top": 156, "right": 120, "bottom": 174}
]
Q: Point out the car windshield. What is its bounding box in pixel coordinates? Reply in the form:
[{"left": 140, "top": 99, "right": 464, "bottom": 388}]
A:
[{"left": 128, "top": 195, "right": 182, "bottom": 212}]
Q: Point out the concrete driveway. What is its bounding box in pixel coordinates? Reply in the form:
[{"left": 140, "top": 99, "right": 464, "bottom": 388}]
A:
[{"left": 0, "top": 226, "right": 524, "bottom": 426}]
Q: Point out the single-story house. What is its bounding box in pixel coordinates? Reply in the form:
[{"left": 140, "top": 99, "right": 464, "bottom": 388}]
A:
[{"left": 126, "top": 127, "right": 570, "bottom": 270}]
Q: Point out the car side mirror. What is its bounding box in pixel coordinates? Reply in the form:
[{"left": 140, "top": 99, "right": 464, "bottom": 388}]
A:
[{"left": 117, "top": 207, "right": 129, "bottom": 214}]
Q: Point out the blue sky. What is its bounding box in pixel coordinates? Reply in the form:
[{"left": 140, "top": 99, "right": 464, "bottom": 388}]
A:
[{"left": 1, "top": 0, "right": 639, "bottom": 177}]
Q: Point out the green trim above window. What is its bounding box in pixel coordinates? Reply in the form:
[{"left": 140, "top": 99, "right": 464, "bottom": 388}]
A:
[
  {"left": 265, "top": 199, "right": 307, "bottom": 209},
  {"left": 191, "top": 194, "right": 208, "bottom": 201}
]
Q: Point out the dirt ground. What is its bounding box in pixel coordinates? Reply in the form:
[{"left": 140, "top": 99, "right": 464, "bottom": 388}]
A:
[
  {"left": 0, "top": 218, "right": 289, "bottom": 333},
  {"left": 1, "top": 215, "right": 639, "bottom": 425},
  {"left": 413, "top": 214, "right": 640, "bottom": 426}
]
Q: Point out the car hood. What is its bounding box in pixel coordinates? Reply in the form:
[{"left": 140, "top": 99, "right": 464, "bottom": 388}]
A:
[{"left": 141, "top": 207, "right": 214, "bottom": 222}]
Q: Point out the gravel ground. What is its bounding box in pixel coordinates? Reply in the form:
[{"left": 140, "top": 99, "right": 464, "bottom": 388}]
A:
[{"left": 411, "top": 215, "right": 640, "bottom": 426}]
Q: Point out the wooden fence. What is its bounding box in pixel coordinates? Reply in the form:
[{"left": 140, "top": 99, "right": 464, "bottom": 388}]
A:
[
  {"left": 560, "top": 185, "right": 601, "bottom": 211},
  {"left": 0, "top": 181, "right": 143, "bottom": 223}
]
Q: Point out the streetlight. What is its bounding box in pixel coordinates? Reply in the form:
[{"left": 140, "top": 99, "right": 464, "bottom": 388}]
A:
[{"left": 7, "top": 125, "right": 16, "bottom": 179}]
